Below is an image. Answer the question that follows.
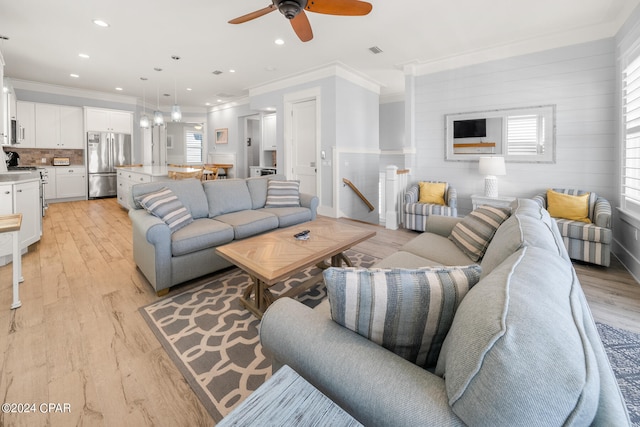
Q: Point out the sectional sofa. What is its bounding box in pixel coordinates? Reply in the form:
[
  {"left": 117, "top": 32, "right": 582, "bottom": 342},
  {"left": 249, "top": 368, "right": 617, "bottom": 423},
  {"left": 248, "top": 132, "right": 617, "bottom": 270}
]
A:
[
  {"left": 128, "top": 175, "right": 318, "bottom": 295},
  {"left": 260, "top": 198, "right": 630, "bottom": 426}
]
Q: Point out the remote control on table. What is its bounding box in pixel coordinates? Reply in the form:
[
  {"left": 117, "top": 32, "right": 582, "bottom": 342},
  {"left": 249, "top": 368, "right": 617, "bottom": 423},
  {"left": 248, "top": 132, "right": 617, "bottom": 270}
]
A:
[{"left": 294, "top": 230, "right": 310, "bottom": 239}]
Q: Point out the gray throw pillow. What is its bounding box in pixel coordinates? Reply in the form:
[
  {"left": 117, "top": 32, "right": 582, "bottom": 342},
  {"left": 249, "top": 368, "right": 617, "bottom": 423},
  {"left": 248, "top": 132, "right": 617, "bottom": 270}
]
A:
[
  {"left": 449, "top": 205, "right": 511, "bottom": 261},
  {"left": 265, "top": 180, "right": 301, "bottom": 207},
  {"left": 324, "top": 265, "right": 482, "bottom": 369},
  {"left": 136, "top": 187, "right": 193, "bottom": 233}
]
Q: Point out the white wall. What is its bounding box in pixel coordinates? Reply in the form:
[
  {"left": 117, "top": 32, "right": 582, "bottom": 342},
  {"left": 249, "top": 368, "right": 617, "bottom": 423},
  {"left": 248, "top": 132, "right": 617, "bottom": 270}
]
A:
[
  {"left": 250, "top": 73, "right": 380, "bottom": 222},
  {"left": 407, "top": 38, "right": 617, "bottom": 215}
]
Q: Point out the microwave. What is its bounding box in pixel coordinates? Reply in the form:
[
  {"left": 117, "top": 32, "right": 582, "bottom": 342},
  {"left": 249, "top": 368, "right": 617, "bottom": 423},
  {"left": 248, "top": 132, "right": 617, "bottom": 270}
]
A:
[{"left": 10, "top": 119, "right": 22, "bottom": 145}]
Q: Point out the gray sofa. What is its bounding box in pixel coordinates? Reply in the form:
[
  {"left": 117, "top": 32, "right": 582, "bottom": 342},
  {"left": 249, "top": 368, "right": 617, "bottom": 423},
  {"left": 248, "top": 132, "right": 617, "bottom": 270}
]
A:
[
  {"left": 260, "top": 199, "right": 630, "bottom": 426},
  {"left": 129, "top": 175, "right": 319, "bottom": 295}
]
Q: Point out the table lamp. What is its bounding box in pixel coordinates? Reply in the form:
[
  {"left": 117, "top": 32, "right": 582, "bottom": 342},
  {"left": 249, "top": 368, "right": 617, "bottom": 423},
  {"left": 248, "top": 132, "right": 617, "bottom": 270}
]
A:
[{"left": 479, "top": 156, "right": 506, "bottom": 198}]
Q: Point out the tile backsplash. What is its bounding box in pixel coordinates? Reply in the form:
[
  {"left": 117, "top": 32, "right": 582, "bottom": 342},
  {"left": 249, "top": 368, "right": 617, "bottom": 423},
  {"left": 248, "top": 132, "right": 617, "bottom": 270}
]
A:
[{"left": 3, "top": 147, "right": 84, "bottom": 166}]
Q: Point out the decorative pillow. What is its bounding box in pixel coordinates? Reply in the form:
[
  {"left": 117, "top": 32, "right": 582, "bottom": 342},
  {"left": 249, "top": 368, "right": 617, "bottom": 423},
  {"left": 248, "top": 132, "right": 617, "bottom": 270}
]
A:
[
  {"left": 324, "top": 265, "right": 482, "bottom": 369},
  {"left": 449, "top": 205, "right": 511, "bottom": 262},
  {"left": 265, "top": 180, "right": 300, "bottom": 208},
  {"left": 418, "top": 182, "right": 446, "bottom": 205},
  {"left": 546, "top": 189, "right": 591, "bottom": 223},
  {"left": 136, "top": 187, "right": 193, "bottom": 233}
]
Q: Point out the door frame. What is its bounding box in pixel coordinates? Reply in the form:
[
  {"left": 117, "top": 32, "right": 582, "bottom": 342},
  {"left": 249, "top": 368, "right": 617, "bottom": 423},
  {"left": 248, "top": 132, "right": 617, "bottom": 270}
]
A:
[{"left": 283, "top": 87, "right": 324, "bottom": 213}]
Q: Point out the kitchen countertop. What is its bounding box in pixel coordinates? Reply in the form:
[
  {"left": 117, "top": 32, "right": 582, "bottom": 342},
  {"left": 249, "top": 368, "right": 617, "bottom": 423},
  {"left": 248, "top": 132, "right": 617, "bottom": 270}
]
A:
[
  {"left": 0, "top": 171, "right": 41, "bottom": 184},
  {"left": 116, "top": 165, "right": 204, "bottom": 177}
]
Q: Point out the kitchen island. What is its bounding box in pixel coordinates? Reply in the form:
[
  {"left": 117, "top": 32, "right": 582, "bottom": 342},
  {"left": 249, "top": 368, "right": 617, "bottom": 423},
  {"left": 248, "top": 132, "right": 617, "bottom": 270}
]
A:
[
  {"left": 116, "top": 165, "right": 203, "bottom": 210},
  {"left": 0, "top": 171, "right": 42, "bottom": 266}
]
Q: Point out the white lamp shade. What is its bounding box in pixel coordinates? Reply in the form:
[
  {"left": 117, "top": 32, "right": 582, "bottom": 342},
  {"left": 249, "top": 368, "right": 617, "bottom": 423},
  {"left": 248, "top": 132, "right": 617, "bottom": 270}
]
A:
[
  {"left": 171, "top": 104, "right": 182, "bottom": 122},
  {"left": 139, "top": 114, "right": 150, "bottom": 128},
  {"left": 153, "top": 111, "right": 165, "bottom": 126},
  {"left": 478, "top": 156, "right": 506, "bottom": 176}
]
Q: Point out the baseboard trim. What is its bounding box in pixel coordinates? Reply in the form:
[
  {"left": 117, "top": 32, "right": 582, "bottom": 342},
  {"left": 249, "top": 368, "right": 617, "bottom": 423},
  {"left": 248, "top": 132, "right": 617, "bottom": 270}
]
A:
[{"left": 612, "top": 239, "right": 640, "bottom": 285}]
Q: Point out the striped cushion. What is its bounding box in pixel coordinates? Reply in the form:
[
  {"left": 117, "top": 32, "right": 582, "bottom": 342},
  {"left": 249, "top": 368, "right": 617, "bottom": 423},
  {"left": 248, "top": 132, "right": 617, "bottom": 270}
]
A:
[
  {"left": 265, "top": 180, "right": 301, "bottom": 208},
  {"left": 324, "top": 265, "right": 482, "bottom": 369},
  {"left": 136, "top": 187, "right": 193, "bottom": 233},
  {"left": 449, "top": 206, "right": 511, "bottom": 261}
]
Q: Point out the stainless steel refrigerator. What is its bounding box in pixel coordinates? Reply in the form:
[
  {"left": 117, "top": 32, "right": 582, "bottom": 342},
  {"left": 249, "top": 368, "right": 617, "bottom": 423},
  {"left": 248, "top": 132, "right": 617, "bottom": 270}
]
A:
[{"left": 87, "top": 132, "right": 132, "bottom": 198}]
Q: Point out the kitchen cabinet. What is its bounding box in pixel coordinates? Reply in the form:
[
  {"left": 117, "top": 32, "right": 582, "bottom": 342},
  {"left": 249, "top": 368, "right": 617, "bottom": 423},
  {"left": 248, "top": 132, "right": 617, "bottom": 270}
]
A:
[
  {"left": 117, "top": 168, "right": 151, "bottom": 209},
  {"left": 262, "top": 114, "right": 276, "bottom": 150},
  {"left": 16, "top": 101, "right": 36, "bottom": 148},
  {"left": 34, "top": 103, "right": 83, "bottom": 149},
  {"left": 0, "top": 53, "right": 6, "bottom": 145},
  {"left": 0, "top": 180, "right": 41, "bottom": 262},
  {"left": 43, "top": 167, "right": 57, "bottom": 200},
  {"left": 55, "top": 167, "right": 86, "bottom": 199},
  {"left": 86, "top": 108, "right": 132, "bottom": 134}
]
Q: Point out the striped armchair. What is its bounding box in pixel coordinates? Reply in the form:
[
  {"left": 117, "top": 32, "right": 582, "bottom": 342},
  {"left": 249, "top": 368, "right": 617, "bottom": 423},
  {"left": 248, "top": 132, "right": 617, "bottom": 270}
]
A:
[
  {"left": 404, "top": 182, "right": 457, "bottom": 232},
  {"left": 533, "top": 189, "right": 612, "bottom": 267}
]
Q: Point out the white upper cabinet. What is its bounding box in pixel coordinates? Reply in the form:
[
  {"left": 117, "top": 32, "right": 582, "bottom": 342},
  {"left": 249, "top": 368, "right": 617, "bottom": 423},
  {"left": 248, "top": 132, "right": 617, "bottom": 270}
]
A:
[
  {"left": 16, "top": 101, "right": 35, "bottom": 148},
  {"left": 34, "top": 103, "right": 83, "bottom": 149},
  {"left": 59, "top": 106, "right": 84, "bottom": 148},
  {"left": 263, "top": 114, "right": 276, "bottom": 151},
  {"left": 86, "top": 108, "right": 132, "bottom": 134}
]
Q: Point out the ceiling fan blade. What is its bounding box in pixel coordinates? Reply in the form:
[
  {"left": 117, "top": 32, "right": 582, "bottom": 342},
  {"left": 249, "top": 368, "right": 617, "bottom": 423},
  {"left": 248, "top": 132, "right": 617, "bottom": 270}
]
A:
[
  {"left": 290, "top": 10, "right": 313, "bottom": 42},
  {"left": 228, "top": 4, "right": 276, "bottom": 24},
  {"left": 305, "top": 0, "right": 372, "bottom": 16}
]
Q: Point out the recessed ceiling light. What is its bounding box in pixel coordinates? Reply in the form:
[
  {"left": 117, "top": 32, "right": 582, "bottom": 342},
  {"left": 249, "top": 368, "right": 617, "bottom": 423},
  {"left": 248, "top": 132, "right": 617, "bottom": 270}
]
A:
[
  {"left": 70, "top": 73, "right": 79, "bottom": 78},
  {"left": 229, "top": 69, "right": 236, "bottom": 73},
  {"left": 78, "top": 53, "right": 90, "bottom": 59},
  {"left": 217, "top": 99, "right": 222, "bottom": 103},
  {"left": 92, "top": 19, "right": 109, "bottom": 28},
  {"left": 115, "top": 87, "right": 123, "bottom": 91},
  {"left": 205, "top": 102, "right": 211, "bottom": 106},
  {"left": 186, "top": 88, "right": 192, "bottom": 91},
  {"left": 275, "top": 39, "right": 285, "bottom": 45}
]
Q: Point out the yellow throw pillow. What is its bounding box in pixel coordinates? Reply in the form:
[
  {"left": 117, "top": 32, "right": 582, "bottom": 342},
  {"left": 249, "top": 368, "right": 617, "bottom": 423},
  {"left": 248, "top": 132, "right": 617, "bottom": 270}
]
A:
[
  {"left": 546, "top": 190, "right": 591, "bottom": 223},
  {"left": 419, "top": 182, "right": 446, "bottom": 205}
]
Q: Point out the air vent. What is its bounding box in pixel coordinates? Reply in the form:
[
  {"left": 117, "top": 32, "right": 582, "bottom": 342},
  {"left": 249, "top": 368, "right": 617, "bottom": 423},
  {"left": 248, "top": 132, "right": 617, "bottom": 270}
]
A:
[
  {"left": 368, "top": 46, "right": 383, "bottom": 54},
  {"left": 212, "top": 70, "right": 223, "bottom": 75}
]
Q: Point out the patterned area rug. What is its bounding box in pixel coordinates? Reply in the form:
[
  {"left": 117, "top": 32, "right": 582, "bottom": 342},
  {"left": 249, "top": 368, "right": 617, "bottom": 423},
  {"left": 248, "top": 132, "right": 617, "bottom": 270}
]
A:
[
  {"left": 597, "top": 322, "right": 640, "bottom": 426},
  {"left": 139, "top": 250, "right": 378, "bottom": 423}
]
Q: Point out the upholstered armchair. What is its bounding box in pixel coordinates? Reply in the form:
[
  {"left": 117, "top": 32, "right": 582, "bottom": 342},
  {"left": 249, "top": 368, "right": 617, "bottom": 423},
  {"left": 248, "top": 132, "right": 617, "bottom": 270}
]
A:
[
  {"left": 404, "top": 181, "right": 457, "bottom": 232},
  {"left": 533, "top": 188, "right": 612, "bottom": 267}
]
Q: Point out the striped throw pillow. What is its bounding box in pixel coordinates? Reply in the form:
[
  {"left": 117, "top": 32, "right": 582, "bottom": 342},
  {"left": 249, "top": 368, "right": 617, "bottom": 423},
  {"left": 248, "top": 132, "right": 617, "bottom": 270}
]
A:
[
  {"left": 265, "top": 180, "right": 301, "bottom": 208},
  {"left": 324, "top": 265, "right": 482, "bottom": 369},
  {"left": 449, "top": 206, "right": 511, "bottom": 262},
  {"left": 136, "top": 187, "right": 193, "bottom": 233}
]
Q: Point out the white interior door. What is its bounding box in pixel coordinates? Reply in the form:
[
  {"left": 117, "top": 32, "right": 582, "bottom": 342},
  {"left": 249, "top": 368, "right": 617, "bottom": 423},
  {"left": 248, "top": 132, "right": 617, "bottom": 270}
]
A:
[{"left": 291, "top": 99, "right": 317, "bottom": 195}]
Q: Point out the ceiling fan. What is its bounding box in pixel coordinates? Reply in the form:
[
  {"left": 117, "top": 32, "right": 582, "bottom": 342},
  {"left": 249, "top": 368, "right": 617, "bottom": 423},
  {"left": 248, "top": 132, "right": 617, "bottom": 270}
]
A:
[{"left": 228, "top": 0, "right": 373, "bottom": 42}]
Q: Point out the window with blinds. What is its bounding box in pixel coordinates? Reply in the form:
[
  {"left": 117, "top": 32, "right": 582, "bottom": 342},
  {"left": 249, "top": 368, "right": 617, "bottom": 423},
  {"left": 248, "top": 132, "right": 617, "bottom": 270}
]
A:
[
  {"left": 623, "top": 54, "right": 640, "bottom": 215},
  {"left": 185, "top": 130, "right": 203, "bottom": 163},
  {"left": 506, "top": 114, "right": 543, "bottom": 155}
]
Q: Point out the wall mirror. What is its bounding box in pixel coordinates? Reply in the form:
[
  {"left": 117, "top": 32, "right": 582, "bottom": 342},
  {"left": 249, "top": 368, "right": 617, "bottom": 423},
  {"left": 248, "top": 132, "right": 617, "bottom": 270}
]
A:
[{"left": 444, "top": 105, "right": 556, "bottom": 163}]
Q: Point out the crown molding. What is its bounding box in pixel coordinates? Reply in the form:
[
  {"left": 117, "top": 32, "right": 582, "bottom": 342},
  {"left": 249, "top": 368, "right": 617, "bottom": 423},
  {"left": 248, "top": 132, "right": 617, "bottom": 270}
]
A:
[
  {"left": 249, "top": 61, "right": 381, "bottom": 97},
  {"left": 403, "top": 22, "right": 618, "bottom": 77},
  {"left": 208, "top": 97, "right": 250, "bottom": 113},
  {"left": 10, "top": 78, "right": 138, "bottom": 105}
]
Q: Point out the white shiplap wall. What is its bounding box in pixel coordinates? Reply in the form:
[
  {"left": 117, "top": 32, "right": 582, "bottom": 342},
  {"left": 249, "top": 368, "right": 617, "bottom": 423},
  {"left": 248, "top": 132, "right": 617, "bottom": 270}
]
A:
[{"left": 407, "top": 38, "right": 616, "bottom": 215}]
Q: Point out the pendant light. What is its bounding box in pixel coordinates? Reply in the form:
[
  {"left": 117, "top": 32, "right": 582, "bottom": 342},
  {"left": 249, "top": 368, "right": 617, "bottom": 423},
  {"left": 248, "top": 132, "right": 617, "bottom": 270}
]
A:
[
  {"left": 139, "top": 77, "right": 150, "bottom": 128},
  {"left": 171, "top": 55, "right": 182, "bottom": 122},
  {"left": 153, "top": 87, "right": 164, "bottom": 126}
]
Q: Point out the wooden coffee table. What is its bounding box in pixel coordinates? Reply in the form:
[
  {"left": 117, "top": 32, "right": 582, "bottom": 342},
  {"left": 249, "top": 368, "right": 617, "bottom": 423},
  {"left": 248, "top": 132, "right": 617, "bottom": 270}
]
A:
[{"left": 216, "top": 218, "right": 376, "bottom": 318}]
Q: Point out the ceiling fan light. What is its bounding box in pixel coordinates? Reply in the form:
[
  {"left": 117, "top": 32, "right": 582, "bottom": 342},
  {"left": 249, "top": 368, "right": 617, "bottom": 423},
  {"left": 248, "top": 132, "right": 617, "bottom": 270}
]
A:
[
  {"left": 153, "top": 111, "right": 165, "bottom": 126},
  {"left": 140, "top": 114, "right": 150, "bottom": 129},
  {"left": 277, "top": 0, "right": 303, "bottom": 19},
  {"left": 171, "top": 104, "right": 182, "bottom": 122}
]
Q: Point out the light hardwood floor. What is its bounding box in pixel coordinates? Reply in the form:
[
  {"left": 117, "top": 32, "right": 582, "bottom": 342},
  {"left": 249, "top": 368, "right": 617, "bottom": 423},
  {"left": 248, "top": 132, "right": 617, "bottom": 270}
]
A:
[{"left": 0, "top": 198, "right": 639, "bottom": 426}]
